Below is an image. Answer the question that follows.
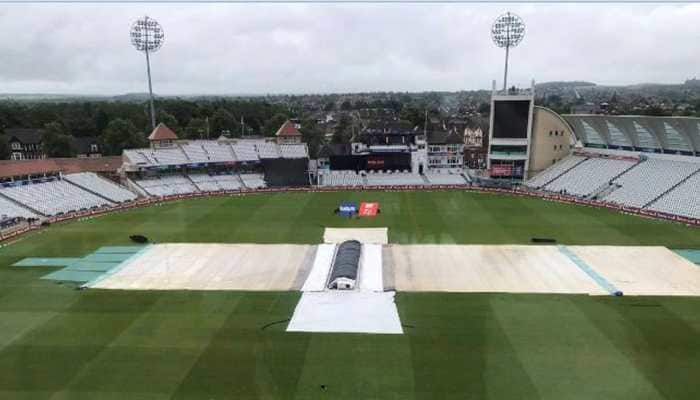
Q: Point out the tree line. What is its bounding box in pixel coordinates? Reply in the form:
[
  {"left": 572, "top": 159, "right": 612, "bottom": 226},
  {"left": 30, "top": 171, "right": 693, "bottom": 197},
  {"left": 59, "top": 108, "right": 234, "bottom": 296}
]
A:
[{"left": 0, "top": 99, "right": 297, "bottom": 158}]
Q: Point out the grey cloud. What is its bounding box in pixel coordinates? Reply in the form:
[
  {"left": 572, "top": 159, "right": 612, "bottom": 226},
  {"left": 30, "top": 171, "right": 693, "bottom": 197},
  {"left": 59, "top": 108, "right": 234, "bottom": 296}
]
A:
[{"left": 0, "top": 3, "right": 697, "bottom": 95}]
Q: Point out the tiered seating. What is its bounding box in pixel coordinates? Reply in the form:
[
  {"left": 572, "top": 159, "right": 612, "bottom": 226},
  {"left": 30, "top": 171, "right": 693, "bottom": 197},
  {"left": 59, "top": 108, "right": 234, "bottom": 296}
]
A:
[
  {"left": 526, "top": 155, "right": 586, "bottom": 189},
  {"left": 320, "top": 171, "right": 364, "bottom": 186},
  {"left": 544, "top": 158, "right": 636, "bottom": 197},
  {"left": 202, "top": 142, "right": 236, "bottom": 162},
  {"left": 149, "top": 148, "right": 189, "bottom": 166},
  {"left": 232, "top": 143, "right": 259, "bottom": 162},
  {"left": 188, "top": 174, "right": 220, "bottom": 192},
  {"left": 179, "top": 143, "right": 210, "bottom": 163},
  {"left": 424, "top": 173, "right": 468, "bottom": 185},
  {"left": 188, "top": 174, "right": 242, "bottom": 192},
  {"left": 366, "top": 172, "right": 425, "bottom": 186},
  {"left": 63, "top": 172, "right": 137, "bottom": 203},
  {"left": 0, "top": 195, "right": 37, "bottom": 219},
  {"left": 0, "top": 180, "right": 112, "bottom": 216},
  {"left": 239, "top": 174, "right": 266, "bottom": 189},
  {"left": 257, "top": 142, "right": 281, "bottom": 159},
  {"left": 648, "top": 172, "right": 700, "bottom": 219},
  {"left": 604, "top": 159, "right": 700, "bottom": 208},
  {"left": 135, "top": 175, "right": 199, "bottom": 197},
  {"left": 123, "top": 149, "right": 155, "bottom": 166},
  {"left": 125, "top": 140, "right": 309, "bottom": 168},
  {"left": 280, "top": 144, "right": 308, "bottom": 159},
  {"left": 215, "top": 174, "right": 243, "bottom": 190}
]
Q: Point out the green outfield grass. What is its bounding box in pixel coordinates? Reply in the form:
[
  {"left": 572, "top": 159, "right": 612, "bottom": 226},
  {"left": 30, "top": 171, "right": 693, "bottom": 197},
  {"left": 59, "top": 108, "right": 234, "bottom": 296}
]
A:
[{"left": 1, "top": 191, "right": 699, "bottom": 399}]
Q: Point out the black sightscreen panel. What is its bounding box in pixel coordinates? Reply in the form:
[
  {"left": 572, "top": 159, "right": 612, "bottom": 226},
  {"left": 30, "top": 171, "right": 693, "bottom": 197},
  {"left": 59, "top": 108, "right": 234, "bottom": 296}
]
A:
[
  {"left": 493, "top": 100, "right": 531, "bottom": 139},
  {"left": 262, "top": 158, "right": 309, "bottom": 187}
]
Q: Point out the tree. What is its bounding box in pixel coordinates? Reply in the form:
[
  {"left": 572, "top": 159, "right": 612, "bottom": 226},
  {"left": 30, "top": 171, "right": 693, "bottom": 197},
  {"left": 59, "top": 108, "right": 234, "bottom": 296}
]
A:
[
  {"left": 477, "top": 102, "right": 490, "bottom": 115},
  {"left": 157, "top": 110, "right": 181, "bottom": 134},
  {"left": 100, "top": 118, "right": 146, "bottom": 156},
  {"left": 95, "top": 108, "right": 110, "bottom": 132},
  {"left": 183, "top": 118, "right": 209, "bottom": 139},
  {"left": 331, "top": 115, "right": 353, "bottom": 144},
  {"left": 209, "top": 108, "right": 239, "bottom": 137},
  {"left": 299, "top": 118, "right": 325, "bottom": 158},
  {"left": 42, "top": 122, "right": 75, "bottom": 158},
  {"left": 399, "top": 106, "right": 423, "bottom": 127},
  {"left": 0, "top": 133, "right": 10, "bottom": 160}
]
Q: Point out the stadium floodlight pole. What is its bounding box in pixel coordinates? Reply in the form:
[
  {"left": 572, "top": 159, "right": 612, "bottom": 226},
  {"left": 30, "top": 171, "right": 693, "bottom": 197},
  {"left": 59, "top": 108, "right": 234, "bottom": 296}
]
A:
[
  {"left": 491, "top": 12, "right": 525, "bottom": 92},
  {"left": 130, "top": 15, "right": 165, "bottom": 130}
]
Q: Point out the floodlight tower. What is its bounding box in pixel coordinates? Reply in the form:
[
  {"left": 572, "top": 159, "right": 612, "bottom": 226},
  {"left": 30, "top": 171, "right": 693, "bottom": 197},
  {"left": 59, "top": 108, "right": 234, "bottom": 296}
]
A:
[
  {"left": 491, "top": 12, "right": 525, "bottom": 92},
  {"left": 130, "top": 16, "right": 165, "bottom": 130}
]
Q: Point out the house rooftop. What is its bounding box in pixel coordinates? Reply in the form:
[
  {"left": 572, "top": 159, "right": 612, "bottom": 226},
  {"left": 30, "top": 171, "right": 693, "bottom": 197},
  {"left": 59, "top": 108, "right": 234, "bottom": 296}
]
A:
[
  {"left": 275, "top": 120, "right": 302, "bottom": 137},
  {"left": 148, "top": 123, "right": 178, "bottom": 141}
]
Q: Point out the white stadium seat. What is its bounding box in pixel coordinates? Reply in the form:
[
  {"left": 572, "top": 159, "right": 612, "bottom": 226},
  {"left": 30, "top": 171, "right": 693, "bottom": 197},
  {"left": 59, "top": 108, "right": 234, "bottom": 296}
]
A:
[
  {"left": 135, "top": 175, "right": 199, "bottom": 197},
  {"left": 544, "top": 158, "right": 636, "bottom": 197},
  {"left": 648, "top": 171, "right": 700, "bottom": 219},
  {"left": 0, "top": 195, "right": 37, "bottom": 219},
  {"left": 0, "top": 179, "right": 113, "bottom": 216},
  {"left": 603, "top": 159, "right": 699, "bottom": 208},
  {"left": 63, "top": 172, "right": 137, "bottom": 203}
]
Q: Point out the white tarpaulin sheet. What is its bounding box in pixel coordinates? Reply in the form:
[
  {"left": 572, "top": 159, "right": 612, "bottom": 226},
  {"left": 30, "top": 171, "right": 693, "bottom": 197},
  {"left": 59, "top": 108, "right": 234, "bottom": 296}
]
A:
[
  {"left": 360, "top": 244, "right": 383, "bottom": 292},
  {"left": 323, "top": 228, "right": 388, "bottom": 244},
  {"left": 301, "top": 244, "right": 335, "bottom": 292},
  {"left": 287, "top": 291, "right": 403, "bottom": 334}
]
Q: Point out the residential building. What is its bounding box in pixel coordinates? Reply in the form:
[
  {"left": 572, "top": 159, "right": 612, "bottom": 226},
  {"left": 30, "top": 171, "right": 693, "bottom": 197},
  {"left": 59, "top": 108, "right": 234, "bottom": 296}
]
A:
[
  {"left": 275, "top": 120, "right": 303, "bottom": 145},
  {"left": 427, "top": 130, "right": 464, "bottom": 171},
  {"left": 5, "top": 128, "right": 44, "bottom": 160}
]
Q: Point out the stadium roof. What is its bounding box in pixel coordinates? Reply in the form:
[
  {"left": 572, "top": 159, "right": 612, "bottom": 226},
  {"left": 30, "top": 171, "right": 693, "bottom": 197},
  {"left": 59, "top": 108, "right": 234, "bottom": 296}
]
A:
[
  {"left": 275, "top": 120, "right": 302, "bottom": 137},
  {"left": 148, "top": 123, "right": 178, "bottom": 141},
  {"left": 562, "top": 115, "right": 700, "bottom": 156},
  {"left": 0, "top": 157, "right": 123, "bottom": 179}
]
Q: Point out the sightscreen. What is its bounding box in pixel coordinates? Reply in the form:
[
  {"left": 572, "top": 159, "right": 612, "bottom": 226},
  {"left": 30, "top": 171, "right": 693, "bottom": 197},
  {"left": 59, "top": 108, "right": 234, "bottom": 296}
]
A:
[
  {"left": 262, "top": 158, "right": 309, "bottom": 187},
  {"left": 492, "top": 100, "right": 531, "bottom": 139}
]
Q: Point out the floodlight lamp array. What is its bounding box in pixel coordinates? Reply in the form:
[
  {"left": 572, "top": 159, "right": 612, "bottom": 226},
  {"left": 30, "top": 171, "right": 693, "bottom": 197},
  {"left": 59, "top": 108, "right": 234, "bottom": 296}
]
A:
[
  {"left": 130, "top": 16, "right": 165, "bottom": 53},
  {"left": 491, "top": 12, "right": 525, "bottom": 49}
]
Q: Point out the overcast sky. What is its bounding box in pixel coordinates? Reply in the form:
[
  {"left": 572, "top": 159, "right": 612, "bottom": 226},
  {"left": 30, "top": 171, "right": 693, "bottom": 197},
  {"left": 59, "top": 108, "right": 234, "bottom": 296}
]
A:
[{"left": 0, "top": 3, "right": 698, "bottom": 95}]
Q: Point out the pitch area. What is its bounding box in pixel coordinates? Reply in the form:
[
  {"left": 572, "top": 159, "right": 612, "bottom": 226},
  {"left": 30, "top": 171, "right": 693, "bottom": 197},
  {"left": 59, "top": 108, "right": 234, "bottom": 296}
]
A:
[{"left": 1, "top": 191, "right": 699, "bottom": 399}]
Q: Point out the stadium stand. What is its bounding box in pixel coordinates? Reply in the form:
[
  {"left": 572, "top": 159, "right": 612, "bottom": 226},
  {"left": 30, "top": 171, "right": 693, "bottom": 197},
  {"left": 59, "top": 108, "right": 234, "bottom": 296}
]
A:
[
  {"left": 149, "top": 148, "right": 190, "bottom": 166},
  {"left": 215, "top": 174, "right": 244, "bottom": 190},
  {"left": 320, "top": 171, "right": 365, "bottom": 186},
  {"left": 63, "top": 172, "right": 137, "bottom": 203},
  {"left": 188, "top": 173, "right": 243, "bottom": 192},
  {"left": 0, "top": 195, "right": 37, "bottom": 219},
  {"left": 256, "top": 142, "right": 282, "bottom": 159},
  {"left": 202, "top": 142, "right": 236, "bottom": 163},
  {"left": 0, "top": 179, "right": 113, "bottom": 216},
  {"left": 603, "top": 159, "right": 700, "bottom": 208},
  {"left": 366, "top": 172, "right": 426, "bottom": 186},
  {"left": 239, "top": 173, "right": 267, "bottom": 189},
  {"left": 525, "top": 155, "right": 587, "bottom": 189},
  {"left": 188, "top": 174, "right": 220, "bottom": 192},
  {"left": 123, "top": 149, "right": 154, "bottom": 166},
  {"left": 424, "top": 173, "right": 469, "bottom": 185},
  {"left": 279, "top": 144, "right": 309, "bottom": 159},
  {"left": 179, "top": 143, "right": 211, "bottom": 163},
  {"left": 648, "top": 171, "right": 700, "bottom": 219},
  {"left": 543, "top": 157, "right": 638, "bottom": 197},
  {"left": 123, "top": 140, "right": 307, "bottom": 169},
  {"left": 231, "top": 143, "right": 260, "bottom": 162},
  {"left": 135, "top": 175, "right": 199, "bottom": 197},
  {"left": 526, "top": 149, "right": 700, "bottom": 222}
]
